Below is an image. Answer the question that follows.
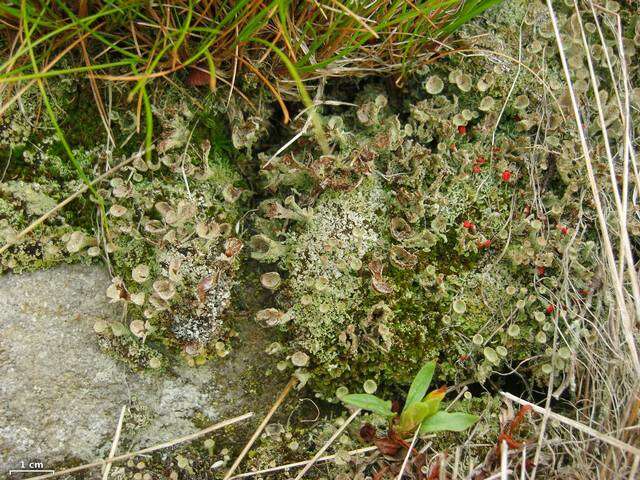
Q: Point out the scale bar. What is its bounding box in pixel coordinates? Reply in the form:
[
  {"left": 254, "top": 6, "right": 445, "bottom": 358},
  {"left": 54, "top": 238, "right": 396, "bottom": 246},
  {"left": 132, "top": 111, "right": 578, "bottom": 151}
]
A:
[{"left": 9, "top": 470, "right": 56, "bottom": 474}]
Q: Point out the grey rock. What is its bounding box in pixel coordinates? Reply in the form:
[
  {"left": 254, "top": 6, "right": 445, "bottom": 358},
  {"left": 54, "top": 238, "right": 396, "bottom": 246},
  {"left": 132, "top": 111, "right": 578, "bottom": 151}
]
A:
[{"left": 0, "top": 265, "right": 283, "bottom": 475}]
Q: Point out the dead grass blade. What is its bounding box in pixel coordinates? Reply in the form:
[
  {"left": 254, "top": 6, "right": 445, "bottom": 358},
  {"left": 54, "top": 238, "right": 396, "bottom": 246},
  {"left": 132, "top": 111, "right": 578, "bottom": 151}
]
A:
[
  {"left": 292, "top": 408, "right": 361, "bottom": 480},
  {"left": 223, "top": 377, "right": 298, "bottom": 480},
  {"left": 28, "top": 412, "right": 254, "bottom": 479},
  {"left": 501, "top": 392, "right": 640, "bottom": 457}
]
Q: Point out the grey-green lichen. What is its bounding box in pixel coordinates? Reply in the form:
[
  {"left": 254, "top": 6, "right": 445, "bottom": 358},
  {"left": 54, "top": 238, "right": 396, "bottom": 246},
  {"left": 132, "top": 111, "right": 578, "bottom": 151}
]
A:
[
  {"left": 92, "top": 119, "right": 250, "bottom": 368},
  {"left": 248, "top": 0, "right": 640, "bottom": 398}
]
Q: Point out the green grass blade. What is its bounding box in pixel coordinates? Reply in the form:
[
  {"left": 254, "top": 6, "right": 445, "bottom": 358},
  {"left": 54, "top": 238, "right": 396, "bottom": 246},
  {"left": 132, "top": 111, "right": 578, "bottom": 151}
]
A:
[
  {"left": 420, "top": 411, "right": 479, "bottom": 433},
  {"left": 252, "top": 37, "right": 329, "bottom": 155},
  {"left": 20, "top": 0, "right": 103, "bottom": 210},
  {"left": 0, "top": 60, "right": 136, "bottom": 83},
  {"left": 341, "top": 394, "right": 394, "bottom": 417}
]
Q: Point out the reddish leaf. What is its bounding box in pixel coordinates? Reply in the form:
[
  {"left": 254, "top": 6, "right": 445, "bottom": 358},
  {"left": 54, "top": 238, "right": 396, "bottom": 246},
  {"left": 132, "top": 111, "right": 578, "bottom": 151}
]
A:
[
  {"left": 412, "top": 452, "right": 427, "bottom": 480},
  {"left": 427, "top": 459, "right": 441, "bottom": 480},
  {"left": 388, "top": 429, "right": 419, "bottom": 454},
  {"left": 186, "top": 68, "right": 211, "bottom": 87},
  {"left": 374, "top": 436, "right": 401, "bottom": 456},
  {"left": 360, "top": 423, "right": 377, "bottom": 443},
  {"left": 372, "top": 465, "right": 391, "bottom": 480},
  {"left": 506, "top": 405, "right": 532, "bottom": 435},
  {"left": 498, "top": 432, "right": 522, "bottom": 449}
]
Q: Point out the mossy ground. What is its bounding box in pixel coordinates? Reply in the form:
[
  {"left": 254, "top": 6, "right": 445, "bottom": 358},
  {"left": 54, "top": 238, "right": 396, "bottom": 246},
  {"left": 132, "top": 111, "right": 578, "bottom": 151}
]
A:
[{"left": 1, "top": 0, "right": 640, "bottom": 477}]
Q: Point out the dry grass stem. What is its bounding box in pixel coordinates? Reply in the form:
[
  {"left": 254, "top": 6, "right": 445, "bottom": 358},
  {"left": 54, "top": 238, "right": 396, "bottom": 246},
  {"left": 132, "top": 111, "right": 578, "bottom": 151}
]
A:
[
  {"left": 292, "top": 408, "right": 362, "bottom": 480},
  {"left": 396, "top": 428, "right": 421, "bottom": 480},
  {"left": 102, "top": 405, "right": 126, "bottom": 480},
  {"left": 28, "top": 412, "right": 254, "bottom": 479},
  {"left": 501, "top": 392, "right": 640, "bottom": 457},
  {"left": 228, "top": 446, "right": 378, "bottom": 479},
  {"left": 223, "top": 377, "right": 298, "bottom": 480}
]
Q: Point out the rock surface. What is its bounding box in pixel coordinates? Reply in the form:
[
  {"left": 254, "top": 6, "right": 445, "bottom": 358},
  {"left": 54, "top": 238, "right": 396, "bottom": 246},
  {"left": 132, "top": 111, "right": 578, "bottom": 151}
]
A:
[{"left": 0, "top": 265, "right": 283, "bottom": 475}]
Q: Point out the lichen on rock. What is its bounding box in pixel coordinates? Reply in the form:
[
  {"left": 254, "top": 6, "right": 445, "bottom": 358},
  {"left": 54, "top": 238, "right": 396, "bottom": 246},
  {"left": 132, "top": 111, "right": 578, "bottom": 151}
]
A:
[{"left": 0, "top": 81, "right": 253, "bottom": 370}]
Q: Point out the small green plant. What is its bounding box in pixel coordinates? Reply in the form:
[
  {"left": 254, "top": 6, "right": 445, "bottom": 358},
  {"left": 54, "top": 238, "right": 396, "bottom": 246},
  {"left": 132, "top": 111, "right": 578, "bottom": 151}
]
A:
[{"left": 342, "top": 361, "right": 478, "bottom": 436}]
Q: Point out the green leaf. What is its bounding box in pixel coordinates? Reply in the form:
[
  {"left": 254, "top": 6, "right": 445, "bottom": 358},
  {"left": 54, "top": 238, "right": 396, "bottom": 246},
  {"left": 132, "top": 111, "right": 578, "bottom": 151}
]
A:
[
  {"left": 420, "top": 411, "right": 479, "bottom": 433},
  {"left": 341, "top": 394, "right": 394, "bottom": 417},
  {"left": 397, "top": 397, "right": 441, "bottom": 433},
  {"left": 403, "top": 361, "right": 436, "bottom": 412},
  {"left": 421, "top": 396, "right": 444, "bottom": 417}
]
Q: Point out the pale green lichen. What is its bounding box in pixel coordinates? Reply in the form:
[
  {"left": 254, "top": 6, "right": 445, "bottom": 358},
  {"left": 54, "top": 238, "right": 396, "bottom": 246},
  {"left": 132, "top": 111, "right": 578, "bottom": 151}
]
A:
[{"left": 247, "top": 0, "right": 621, "bottom": 397}]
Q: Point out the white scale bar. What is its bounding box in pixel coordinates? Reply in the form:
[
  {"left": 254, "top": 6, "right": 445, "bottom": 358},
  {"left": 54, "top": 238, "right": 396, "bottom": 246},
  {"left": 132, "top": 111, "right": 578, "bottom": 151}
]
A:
[{"left": 9, "top": 470, "right": 56, "bottom": 474}]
